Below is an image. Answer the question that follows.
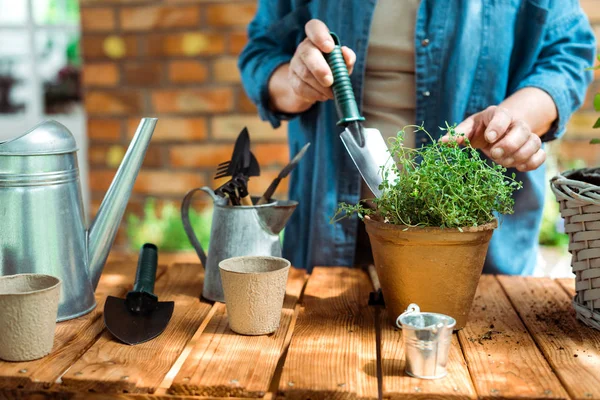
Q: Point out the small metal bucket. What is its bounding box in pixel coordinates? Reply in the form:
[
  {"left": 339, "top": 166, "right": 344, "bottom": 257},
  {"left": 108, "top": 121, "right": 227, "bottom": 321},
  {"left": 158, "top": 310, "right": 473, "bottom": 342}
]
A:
[{"left": 397, "top": 303, "right": 456, "bottom": 379}]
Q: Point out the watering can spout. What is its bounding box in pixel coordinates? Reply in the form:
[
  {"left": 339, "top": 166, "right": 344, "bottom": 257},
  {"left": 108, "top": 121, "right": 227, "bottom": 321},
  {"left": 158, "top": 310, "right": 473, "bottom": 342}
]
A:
[{"left": 87, "top": 118, "right": 157, "bottom": 289}]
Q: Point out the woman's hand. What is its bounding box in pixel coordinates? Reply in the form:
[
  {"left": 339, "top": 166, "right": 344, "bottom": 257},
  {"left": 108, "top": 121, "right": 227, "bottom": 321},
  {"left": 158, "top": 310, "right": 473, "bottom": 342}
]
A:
[
  {"left": 444, "top": 105, "right": 546, "bottom": 172},
  {"left": 268, "top": 19, "right": 356, "bottom": 114}
]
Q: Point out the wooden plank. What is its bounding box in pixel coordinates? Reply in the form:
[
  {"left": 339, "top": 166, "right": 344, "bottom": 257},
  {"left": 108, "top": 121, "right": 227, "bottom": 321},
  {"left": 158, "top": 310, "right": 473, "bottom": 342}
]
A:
[
  {"left": 380, "top": 313, "right": 476, "bottom": 399},
  {"left": 169, "top": 268, "right": 307, "bottom": 398},
  {"left": 277, "top": 267, "right": 378, "bottom": 400},
  {"left": 557, "top": 278, "right": 576, "bottom": 297},
  {"left": 0, "top": 388, "right": 257, "bottom": 400},
  {"left": 499, "top": 276, "right": 600, "bottom": 400},
  {"left": 60, "top": 263, "right": 212, "bottom": 394},
  {"left": 457, "top": 276, "right": 569, "bottom": 399},
  {"left": 0, "top": 261, "right": 164, "bottom": 390}
]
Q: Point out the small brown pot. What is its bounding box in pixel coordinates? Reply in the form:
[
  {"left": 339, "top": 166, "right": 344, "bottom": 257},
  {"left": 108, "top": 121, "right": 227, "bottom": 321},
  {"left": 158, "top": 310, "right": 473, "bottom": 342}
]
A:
[{"left": 364, "top": 217, "right": 497, "bottom": 330}]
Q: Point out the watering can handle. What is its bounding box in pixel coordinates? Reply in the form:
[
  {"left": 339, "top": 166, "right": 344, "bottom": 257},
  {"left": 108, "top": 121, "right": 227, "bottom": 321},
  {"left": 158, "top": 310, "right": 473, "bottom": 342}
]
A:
[{"left": 181, "top": 187, "right": 209, "bottom": 268}]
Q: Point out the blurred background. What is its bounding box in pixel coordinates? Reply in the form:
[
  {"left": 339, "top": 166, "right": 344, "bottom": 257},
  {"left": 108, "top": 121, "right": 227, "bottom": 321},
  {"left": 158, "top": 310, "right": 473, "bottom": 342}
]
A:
[{"left": 0, "top": 0, "right": 598, "bottom": 276}]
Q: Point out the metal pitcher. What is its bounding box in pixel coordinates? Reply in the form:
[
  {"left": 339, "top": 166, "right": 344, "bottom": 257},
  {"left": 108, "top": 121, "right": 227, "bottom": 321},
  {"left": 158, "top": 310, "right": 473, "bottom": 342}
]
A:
[
  {"left": 397, "top": 303, "right": 456, "bottom": 379},
  {"left": 0, "top": 119, "right": 157, "bottom": 321},
  {"left": 181, "top": 187, "right": 297, "bottom": 302}
]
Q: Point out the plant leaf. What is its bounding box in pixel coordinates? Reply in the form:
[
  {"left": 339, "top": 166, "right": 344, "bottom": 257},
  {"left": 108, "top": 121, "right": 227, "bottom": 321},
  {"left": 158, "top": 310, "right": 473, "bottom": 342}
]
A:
[
  {"left": 594, "top": 117, "right": 600, "bottom": 129},
  {"left": 595, "top": 93, "right": 600, "bottom": 112},
  {"left": 591, "top": 138, "right": 600, "bottom": 144}
]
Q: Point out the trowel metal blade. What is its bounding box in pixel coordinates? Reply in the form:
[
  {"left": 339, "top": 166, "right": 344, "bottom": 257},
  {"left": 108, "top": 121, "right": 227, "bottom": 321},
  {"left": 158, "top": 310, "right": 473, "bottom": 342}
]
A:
[
  {"left": 340, "top": 125, "right": 397, "bottom": 198},
  {"left": 104, "top": 296, "right": 174, "bottom": 345}
]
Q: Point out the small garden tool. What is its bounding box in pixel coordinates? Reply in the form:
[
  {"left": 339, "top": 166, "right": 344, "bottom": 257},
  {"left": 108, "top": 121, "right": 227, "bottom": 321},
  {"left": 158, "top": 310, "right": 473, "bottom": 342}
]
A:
[
  {"left": 214, "top": 127, "right": 260, "bottom": 205},
  {"left": 104, "top": 243, "right": 174, "bottom": 345},
  {"left": 323, "top": 33, "right": 396, "bottom": 198},
  {"left": 256, "top": 142, "right": 311, "bottom": 205}
]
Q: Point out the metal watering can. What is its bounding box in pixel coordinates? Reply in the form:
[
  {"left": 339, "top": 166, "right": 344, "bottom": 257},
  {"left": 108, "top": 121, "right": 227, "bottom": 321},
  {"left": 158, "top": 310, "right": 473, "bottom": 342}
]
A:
[
  {"left": 0, "top": 118, "right": 157, "bottom": 321},
  {"left": 181, "top": 187, "right": 297, "bottom": 302}
]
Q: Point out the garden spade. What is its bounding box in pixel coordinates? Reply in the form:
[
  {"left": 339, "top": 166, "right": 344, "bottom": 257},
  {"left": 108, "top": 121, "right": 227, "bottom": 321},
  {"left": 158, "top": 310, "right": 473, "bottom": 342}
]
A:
[
  {"left": 324, "top": 33, "right": 396, "bottom": 198},
  {"left": 104, "top": 243, "right": 174, "bottom": 345}
]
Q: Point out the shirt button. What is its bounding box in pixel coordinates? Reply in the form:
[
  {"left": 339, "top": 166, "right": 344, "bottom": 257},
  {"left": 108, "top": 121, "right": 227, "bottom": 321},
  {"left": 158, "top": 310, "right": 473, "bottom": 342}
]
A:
[
  {"left": 421, "top": 38, "right": 430, "bottom": 47},
  {"left": 423, "top": 90, "right": 431, "bottom": 97}
]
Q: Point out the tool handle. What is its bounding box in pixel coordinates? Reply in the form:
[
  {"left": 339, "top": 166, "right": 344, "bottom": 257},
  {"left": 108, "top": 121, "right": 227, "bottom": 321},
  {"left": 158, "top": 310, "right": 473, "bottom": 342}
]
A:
[
  {"left": 323, "top": 32, "right": 365, "bottom": 126},
  {"left": 133, "top": 243, "right": 158, "bottom": 295},
  {"left": 239, "top": 194, "right": 253, "bottom": 206},
  {"left": 257, "top": 176, "right": 281, "bottom": 205}
]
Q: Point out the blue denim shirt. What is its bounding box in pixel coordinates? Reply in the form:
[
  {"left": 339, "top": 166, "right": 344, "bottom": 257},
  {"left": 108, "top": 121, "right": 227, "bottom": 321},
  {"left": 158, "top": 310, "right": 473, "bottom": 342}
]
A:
[{"left": 239, "top": 0, "right": 596, "bottom": 274}]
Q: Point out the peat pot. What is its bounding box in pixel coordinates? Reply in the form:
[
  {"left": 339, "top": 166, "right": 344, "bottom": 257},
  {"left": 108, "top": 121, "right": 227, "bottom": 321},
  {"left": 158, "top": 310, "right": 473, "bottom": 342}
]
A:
[{"left": 364, "top": 216, "right": 497, "bottom": 330}]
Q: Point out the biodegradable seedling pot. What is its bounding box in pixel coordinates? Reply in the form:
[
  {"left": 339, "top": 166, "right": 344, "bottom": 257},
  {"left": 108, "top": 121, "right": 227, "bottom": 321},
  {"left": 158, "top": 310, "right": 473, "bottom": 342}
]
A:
[
  {"left": 364, "top": 216, "right": 497, "bottom": 330},
  {"left": 219, "top": 256, "right": 290, "bottom": 335},
  {"left": 0, "top": 274, "right": 61, "bottom": 361}
]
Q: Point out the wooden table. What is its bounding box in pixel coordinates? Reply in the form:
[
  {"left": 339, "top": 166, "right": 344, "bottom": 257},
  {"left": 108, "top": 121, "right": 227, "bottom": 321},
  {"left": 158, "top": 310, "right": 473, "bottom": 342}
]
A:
[{"left": 1, "top": 255, "right": 599, "bottom": 400}]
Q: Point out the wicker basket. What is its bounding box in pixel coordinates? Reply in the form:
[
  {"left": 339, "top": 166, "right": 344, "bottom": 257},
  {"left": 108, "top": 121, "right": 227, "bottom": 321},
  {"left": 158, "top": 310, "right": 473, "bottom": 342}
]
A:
[{"left": 550, "top": 168, "right": 600, "bottom": 330}]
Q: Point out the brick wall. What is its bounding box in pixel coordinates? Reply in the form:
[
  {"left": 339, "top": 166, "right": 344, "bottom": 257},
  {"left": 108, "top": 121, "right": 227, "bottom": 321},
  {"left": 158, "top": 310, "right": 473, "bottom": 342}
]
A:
[
  {"left": 80, "top": 0, "right": 289, "bottom": 247},
  {"left": 80, "top": 0, "right": 599, "bottom": 247}
]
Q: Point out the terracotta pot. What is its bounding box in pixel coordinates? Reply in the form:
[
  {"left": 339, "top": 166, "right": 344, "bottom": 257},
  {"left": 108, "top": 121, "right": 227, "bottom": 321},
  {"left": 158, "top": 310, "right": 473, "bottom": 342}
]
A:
[
  {"left": 0, "top": 274, "right": 61, "bottom": 361},
  {"left": 364, "top": 217, "right": 497, "bottom": 330},
  {"left": 219, "top": 256, "right": 290, "bottom": 335}
]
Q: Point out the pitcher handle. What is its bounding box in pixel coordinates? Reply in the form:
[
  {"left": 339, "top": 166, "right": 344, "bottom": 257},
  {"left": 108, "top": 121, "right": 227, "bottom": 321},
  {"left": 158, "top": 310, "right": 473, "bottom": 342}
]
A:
[{"left": 181, "top": 186, "right": 217, "bottom": 268}]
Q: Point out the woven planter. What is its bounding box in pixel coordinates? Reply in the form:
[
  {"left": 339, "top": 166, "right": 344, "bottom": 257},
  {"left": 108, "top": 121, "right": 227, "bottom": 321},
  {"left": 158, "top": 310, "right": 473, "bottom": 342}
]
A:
[{"left": 550, "top": 167, "right": 600, "bottom": 330}]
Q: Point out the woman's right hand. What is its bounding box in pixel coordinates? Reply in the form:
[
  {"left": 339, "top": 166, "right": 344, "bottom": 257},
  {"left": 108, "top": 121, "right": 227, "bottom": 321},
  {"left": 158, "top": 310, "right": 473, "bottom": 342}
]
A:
[{"left": 268, "top": 19, "right": 356, "bottom": 114}]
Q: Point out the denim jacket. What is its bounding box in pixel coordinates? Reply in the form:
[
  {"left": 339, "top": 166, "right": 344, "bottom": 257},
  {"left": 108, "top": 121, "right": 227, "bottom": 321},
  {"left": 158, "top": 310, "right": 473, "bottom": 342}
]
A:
[{"left": 239, "top": 0, "right": 596, "bottom": 274}]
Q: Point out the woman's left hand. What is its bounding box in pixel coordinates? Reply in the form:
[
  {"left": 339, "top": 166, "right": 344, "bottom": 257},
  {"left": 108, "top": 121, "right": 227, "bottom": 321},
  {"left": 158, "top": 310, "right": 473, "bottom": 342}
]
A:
[{"left": 442, "top": 105, "right": 546, "bottom": 172}]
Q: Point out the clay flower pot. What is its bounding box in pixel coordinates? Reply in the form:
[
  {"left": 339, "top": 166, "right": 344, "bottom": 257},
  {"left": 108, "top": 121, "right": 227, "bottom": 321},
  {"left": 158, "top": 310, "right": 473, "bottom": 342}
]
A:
[
  {"left": 364, "top": 217, "right": 497, "bottom": 330},
  {"left": 0, "top": 274, "right": 61, "bottom": 361},
  {"left": 219, "top": 256, "right": 290, "bottom": 335}
]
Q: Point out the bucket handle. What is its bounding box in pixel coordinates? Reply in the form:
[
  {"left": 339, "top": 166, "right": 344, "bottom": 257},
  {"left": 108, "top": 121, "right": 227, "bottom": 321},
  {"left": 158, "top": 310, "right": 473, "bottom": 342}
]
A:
[
  {"left": 181, "top": 186, "right": 224, "bottom": 268},
  {"left": 396, "top": 303, "right": 420, "bottom": 329}
]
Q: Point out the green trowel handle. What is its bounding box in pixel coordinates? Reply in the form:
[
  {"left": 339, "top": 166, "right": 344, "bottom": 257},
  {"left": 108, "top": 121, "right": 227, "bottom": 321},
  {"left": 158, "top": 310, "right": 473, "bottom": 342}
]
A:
[
  {"left": 323, "top": 32, "right": 365, "bottom": 126},
  {"left": 133, "top": 243, "right": 158, "bottom": 295}
]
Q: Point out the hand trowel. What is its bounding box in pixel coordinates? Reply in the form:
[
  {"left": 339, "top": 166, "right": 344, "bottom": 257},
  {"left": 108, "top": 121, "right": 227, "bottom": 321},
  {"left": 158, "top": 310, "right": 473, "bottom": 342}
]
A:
[
  {"left": 324, "top": 33, "right": 396, "bottom": 198},
  {"left": 104, "top": 243, "right": 174, "bottom": 345}
]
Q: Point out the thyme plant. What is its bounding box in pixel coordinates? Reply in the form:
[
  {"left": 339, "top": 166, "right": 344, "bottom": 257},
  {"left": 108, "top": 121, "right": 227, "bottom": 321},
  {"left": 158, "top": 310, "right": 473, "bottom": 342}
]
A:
[{"left": 334, "top": 123, "right": 522, "bottom": 229}]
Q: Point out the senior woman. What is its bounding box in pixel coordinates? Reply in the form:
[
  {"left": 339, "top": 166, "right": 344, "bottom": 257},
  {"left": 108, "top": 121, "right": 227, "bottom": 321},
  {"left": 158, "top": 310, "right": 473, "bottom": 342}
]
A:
[{"left": 238, "top": 0, "right": 596, "bottom": 274}]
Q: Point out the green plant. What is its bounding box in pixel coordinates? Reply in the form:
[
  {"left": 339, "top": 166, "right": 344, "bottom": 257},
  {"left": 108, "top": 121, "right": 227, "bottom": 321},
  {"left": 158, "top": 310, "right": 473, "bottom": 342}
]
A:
[
  {"left": 333, "top": 123, "right": 522, "bottom": 229},
  {"left": 126, "top": 198, "right": 212, "bottom": 251}
]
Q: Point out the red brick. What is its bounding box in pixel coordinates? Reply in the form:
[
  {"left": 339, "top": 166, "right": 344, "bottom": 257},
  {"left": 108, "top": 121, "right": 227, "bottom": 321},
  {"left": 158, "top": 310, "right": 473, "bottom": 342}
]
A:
[
  {"left": 81, "top": 35, "right": 138, "bottom": 60},
  {"left": 127, "top": 117, "right": 207, "bottom": 141},
  {"left": 581, "top": 1, "right": 600, "bottom": 23},
  {"left": 119, "top": 5, "right": 199, "bottom": 31},
  {"left": 147, "top": 32, "right": 225, "bottom": 57},
  {"left": 168, "top": 60, "right": 208, "bottom": 83},
  {"left": 133, "top": 171, "right": 205, "bottom": 195},
  {"left": 83, "top": 63, "right": 119, "bottom": 87},
  {"left": 151, "top": 88, "right": 234, "bottom": 113},
  {"left": 91, "top": 170, "right": 204, "bottom": 196},
  {"left": 212, "top": 57, "right": 240, "bottom": 83},
  {"left": 85, "top": 90, "right": 142, "bottom": 115},
  {"left": 89, "top": 144, "right": 165, "bottom": 168},
  {"left": 123, "top": 62, "right": 163, "bottom": 86},
  {"left": 206, "top": 3, "right": 256, "bottom": 27},
  {"left": 246, "top": 169, "right": 289, "bottom": 198},
  {"left": 212, "top": 115, "right": 287, "bottom": 141},
  {"left": 80, "top": 8, "right": 115, "bottom": 32},
  {"left": 252, "top": 143, "right": 290, "bottom": 168},
  {"left": 237, "top": 90, "right": 257, "bottom": 112},
  {"left": 229, "top": 31, "right": 247, "bottom": 54},
  {"left": 169, "top": 144, "right": 233, "bottom": 168},
  {"left": 87, "top": 118, "right": 122, "bottom": 142}
]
